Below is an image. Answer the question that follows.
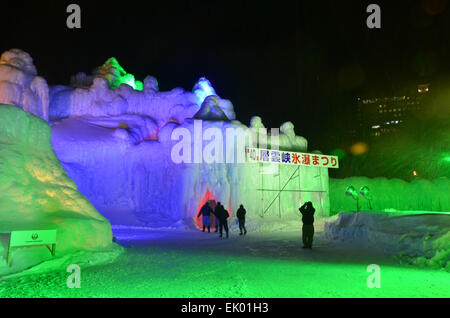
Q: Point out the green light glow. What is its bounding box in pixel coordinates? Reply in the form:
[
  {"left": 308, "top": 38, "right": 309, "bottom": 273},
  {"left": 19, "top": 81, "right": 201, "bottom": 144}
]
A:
[
  {"left": 440, "top": 152, "right": 450, "bottom": 163},
  {"left": 96, "top": 57, "right": 143, "bottom": 91}
]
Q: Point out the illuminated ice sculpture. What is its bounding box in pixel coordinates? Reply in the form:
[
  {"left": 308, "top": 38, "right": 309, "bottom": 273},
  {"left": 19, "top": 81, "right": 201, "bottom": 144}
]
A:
[{"left": 0, "top": 48, "right": 330, "bottom": 229}]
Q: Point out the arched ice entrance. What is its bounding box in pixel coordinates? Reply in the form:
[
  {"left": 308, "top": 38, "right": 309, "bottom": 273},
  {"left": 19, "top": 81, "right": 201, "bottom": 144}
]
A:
[
  {"left": 195, "top": 188, "right": 233, "bottom": 230},
  {"left": 195, "top": 189, "right": 217, "bottom": 229}
]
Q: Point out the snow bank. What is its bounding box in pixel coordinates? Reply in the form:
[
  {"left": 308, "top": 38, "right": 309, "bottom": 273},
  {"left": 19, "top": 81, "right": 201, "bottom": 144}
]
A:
[
  {"left": 330, "top": 176, "right": 450, "bottom": 214},
  {"left": 0, "top": 105, "right": 114, "bottom": 276},
  {"left": 325, "top": 212, "right": 450, "bottom": 271},
  {"left": 0, "top": 49, "right": 49, "bottom": 121}
]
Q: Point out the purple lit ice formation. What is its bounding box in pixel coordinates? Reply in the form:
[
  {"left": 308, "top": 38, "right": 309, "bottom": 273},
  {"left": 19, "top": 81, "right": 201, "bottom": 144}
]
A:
[{"left": 193, "top": 77, "right": 217, "bottom": 105}]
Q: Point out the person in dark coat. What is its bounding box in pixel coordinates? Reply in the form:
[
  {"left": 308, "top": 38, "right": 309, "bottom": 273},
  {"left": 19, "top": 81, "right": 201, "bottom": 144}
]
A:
[
  {"left": 236, "top": 204, "right": 247, "bottom": 235},
  {"left": 299, "top": 201, "right": 315, "bottom": 249},
  {"left": 215, "top": 202, "right": 229, "bottom": 238},
  {"left": 197, "top": 201, "right": 213, "bottom": 233},
  {"left": 212, "top": 203, "right": 220, "bottom": 233}
]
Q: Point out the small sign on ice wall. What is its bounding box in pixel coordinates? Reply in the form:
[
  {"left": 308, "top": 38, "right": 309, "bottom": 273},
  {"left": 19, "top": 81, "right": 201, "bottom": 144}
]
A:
[{"left": 246, "top": 148, "right": 339, "bottom": 169}]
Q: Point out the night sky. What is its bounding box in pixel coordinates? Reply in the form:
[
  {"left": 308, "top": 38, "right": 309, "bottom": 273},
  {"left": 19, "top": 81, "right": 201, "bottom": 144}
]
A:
[{"left": 1, "top": 0, "right": 449, "bottom": 150}]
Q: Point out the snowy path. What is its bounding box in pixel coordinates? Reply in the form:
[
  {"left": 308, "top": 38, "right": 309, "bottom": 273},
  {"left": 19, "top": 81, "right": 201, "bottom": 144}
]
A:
[{"left": 0, "top": 226, "right": 449, "bottom": 298}]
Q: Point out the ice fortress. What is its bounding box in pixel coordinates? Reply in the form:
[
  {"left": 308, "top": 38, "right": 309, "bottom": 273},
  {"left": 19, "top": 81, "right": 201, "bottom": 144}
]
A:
[
  {"left": 0, "top": 49, "right": 331, "bottom": 231},
  {"left": 50, "top": 61, "right": 330, "bottom": 228}
]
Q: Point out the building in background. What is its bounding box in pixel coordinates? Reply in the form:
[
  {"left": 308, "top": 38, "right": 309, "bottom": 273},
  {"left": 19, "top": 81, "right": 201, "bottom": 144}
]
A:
[{"left": 356, "top": 83, "right": 431, "bottom": 139}]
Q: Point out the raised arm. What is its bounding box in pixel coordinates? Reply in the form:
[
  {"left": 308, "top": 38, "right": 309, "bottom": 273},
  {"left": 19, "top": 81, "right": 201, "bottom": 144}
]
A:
[{"left": 299, "top": 203, "right": 307, "bottom": 214}]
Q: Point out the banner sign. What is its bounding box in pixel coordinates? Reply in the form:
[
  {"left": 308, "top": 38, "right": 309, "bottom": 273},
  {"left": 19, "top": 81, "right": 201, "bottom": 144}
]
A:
[
  {"left": 9, "top": 230, "right": 57, "bottom": 247},
  {"left": 246, "top": 147, "right": 339, "bottom": 169}
]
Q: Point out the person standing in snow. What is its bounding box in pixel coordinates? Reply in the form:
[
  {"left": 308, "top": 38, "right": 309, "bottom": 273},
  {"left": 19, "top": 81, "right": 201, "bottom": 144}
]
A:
[
  {"left": 299, "top": 201, "right": 315, "bottom": 249},
  {"left": 216, "top": 202, "right": 229, "bottom": 238},
  {"left": 197, "top": 201, "right": 213, "bottom": 233},
  {"left": 236, "top": 204, "right": 247, "bottom": 235},
  {"left": 213, "top": 207, "right": 220, "bottom": 233},
  {"left": 214, "top": 202, "right": 223, "bottom": 234}
]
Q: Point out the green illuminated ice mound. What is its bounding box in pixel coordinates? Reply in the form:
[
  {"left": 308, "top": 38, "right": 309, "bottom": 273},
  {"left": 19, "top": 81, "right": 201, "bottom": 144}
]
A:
[
  {"left": 93, "top": 57, "right": 143, "bottom": 91},
  {"left": 0, "top": 104, "right": 115, "bottom": 276}
]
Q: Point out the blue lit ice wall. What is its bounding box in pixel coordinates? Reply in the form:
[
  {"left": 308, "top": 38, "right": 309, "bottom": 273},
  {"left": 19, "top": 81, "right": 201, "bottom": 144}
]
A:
[
  {"left": 51, "top": 117, "right": 330, "bottom": 227},
  {"left": 49, "top": 71, "right": 322, "bottom": 226}
]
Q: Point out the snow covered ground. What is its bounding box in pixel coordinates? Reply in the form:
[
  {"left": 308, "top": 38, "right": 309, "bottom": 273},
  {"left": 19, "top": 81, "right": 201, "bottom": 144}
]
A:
[{"left": 1, "top": 217, "right": 448, "bottom": 298}]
